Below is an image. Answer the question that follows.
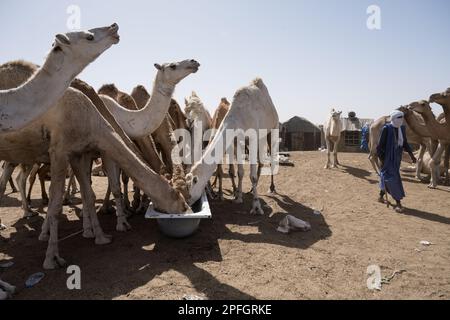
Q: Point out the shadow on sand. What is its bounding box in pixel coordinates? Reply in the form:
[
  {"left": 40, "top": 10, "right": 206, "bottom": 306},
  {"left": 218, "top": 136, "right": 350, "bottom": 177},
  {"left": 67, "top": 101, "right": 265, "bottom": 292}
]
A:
[{"left": 1, "top": 190, "right": 331, "bottom": 300}]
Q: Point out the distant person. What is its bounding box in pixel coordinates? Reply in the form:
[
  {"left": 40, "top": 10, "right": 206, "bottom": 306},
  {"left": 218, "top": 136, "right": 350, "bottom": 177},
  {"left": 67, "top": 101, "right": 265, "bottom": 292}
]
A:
[{"left": 377, "top": 110, "right": 416, "bottom": 212}]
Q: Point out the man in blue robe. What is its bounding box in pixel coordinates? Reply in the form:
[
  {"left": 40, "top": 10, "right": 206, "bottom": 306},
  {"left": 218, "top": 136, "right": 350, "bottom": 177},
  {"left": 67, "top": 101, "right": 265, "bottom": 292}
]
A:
[{"left": 377, "top": 110, "right": 416, "bottom": 212}]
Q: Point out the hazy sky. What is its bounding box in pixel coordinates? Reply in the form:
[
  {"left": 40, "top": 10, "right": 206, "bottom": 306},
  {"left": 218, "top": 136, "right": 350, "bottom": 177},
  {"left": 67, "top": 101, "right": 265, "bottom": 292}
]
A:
[{"left": 1, "top": 0, "right": 449, "bottom": 124}]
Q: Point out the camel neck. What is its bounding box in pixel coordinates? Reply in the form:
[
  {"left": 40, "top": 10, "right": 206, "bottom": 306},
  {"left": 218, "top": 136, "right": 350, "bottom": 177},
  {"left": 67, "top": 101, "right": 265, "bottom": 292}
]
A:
[
  {"left": 0, "top": 54, "right": 82, "bottom": 133},
  {"left": 418, "top": 110, "right": 448, "bottom": 140},
  {"left": 405, "top": 113, "right": 431, "bottom": 138}
]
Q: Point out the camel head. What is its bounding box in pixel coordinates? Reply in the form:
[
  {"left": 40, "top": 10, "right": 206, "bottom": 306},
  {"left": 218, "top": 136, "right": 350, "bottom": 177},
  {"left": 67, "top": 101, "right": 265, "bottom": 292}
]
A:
[
  {"left": 184, "top": 91, "right": 205, "bottom": 127},
  {"left": 330, "top": 109, "right": 342, "bottom": 120},
  {"left": 154, "top": 59, "right": 200, "bottom": 86},
  {"left": 48, "top": 23, "right": 120, "bottom": 74},
  {"left": 429, "top": 88, "right": 450, "bottom": 105},
  {"left": 220, "top": 97, "right": 230, "bottom": 106},
  {"left": 98, "top": 83, "right": 119, "bottom": 99},
  {"left": 185, "top": 169, "right": 203, "bottom": 206},
  {"left": 408, "top": 100, "right": 431, "bottom": 115}
]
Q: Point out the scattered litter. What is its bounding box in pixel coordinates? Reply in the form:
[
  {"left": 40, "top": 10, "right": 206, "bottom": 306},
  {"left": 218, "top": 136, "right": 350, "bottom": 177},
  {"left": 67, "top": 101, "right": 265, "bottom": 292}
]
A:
[
  {"left": 420, "top": 241, "right": 433, "bottom": 246},
  {"left": 0, "top": 279, "right": 16, "bottom": 299},
  {"left": 0, "top": 261, "right": 14, "bottom": 269},
  {"left": 279, "top": 155, "right": 294, "bottom": 167},
  {"left": 277, "top": 215, "right": 311, "bottom": 234},
  {"left": 183, "top": 294, "right": 207, "bottom": 300},
  {"left": 248, "top": 220, "right": 261, "bottom": 225},
  {"left": 0, "top": 223, "right": 6, "bottom": 231},
  {"left": 382, "top": 270, "right": 406, "bottom": 285},
  {"left": 313, "top": 210, "right": 322, "bottom": 216},
  {"left": 25, "top": 272, "right": 45, "bottom": 288}
]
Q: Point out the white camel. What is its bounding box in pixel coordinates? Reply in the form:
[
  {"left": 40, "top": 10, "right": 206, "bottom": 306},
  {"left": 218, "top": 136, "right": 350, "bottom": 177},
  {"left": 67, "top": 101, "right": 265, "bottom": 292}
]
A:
[
  {"left": 0, "top": 24, "right": 120, "bottom": 133},
  {"left": 184, "top": 92, "right": 213, "bottom": 167},
  {"left": 324, "top": 109, "right": 342, "bottom": 169},
  {"left": 186, "top": 78, "right": 279, "bottom": 215}
]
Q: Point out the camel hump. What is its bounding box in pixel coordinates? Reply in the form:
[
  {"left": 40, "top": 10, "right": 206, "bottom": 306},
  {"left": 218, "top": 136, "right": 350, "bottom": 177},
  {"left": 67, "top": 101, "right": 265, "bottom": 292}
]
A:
[
  {"left": 98, "top": 83, "right": 119, "bottom": 98},
  {"left": 0, "top": 60, "right": 39, "bottom": 73},
  {"left": 251, "top": 77, "right": 266, "bottom": 90}
]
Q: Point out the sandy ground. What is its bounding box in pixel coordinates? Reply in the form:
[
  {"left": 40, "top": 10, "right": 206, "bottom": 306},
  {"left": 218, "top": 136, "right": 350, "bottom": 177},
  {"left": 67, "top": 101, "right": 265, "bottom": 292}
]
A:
[{"left": 1, "top": 151, "right": 449, "bottom": 300}]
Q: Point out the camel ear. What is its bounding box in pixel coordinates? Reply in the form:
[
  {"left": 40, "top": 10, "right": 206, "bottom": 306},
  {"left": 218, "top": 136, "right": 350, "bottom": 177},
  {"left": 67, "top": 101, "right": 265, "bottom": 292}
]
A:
[
  {"left": 55, "top": 34, "right": 71, "bottom": 46},
  {"left": 154, "top": 63, "right": 162, "bottom": 71},
  {"left": 192, "top": 91, "right": 198, "bottom": 97},
  {"left": 184, "top": 98, "right": 189, "bottom": 106}
]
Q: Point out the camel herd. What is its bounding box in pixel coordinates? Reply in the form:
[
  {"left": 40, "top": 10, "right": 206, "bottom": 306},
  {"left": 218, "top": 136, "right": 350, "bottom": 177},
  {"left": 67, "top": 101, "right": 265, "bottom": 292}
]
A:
[
  {"left": 0, "top": 23, "right": 279, "bottom": 298},
  {"left": 323, "top": 89, "right": 450, "bottom": 191}
]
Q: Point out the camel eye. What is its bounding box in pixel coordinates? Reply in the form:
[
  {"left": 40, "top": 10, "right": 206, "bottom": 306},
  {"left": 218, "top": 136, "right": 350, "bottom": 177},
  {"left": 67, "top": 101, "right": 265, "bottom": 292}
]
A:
[
  {"left": 170, "top": 64, "right": 177, "bottom": 70},
  {"left": 86, "top": 35, "right": 94, "bottom": 41}
]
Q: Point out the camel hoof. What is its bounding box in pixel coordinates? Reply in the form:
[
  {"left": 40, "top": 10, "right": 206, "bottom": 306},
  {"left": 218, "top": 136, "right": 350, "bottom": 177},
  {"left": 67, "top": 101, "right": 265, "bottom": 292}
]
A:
[
  {"left": 83, "top": 229, "right": 95, "bottom": 239},
  {"left": 43, "top": 256, "right": 66, "bottom": 270},
  {"left": 116, "top": 222, "right": 131, "bottom": 232},
  {"left": 95, "top": 234, "right": 112, "bottom": 245},
  {"left": 232, "top": 198, "right": 243, "bottom": 204},
  {"left": 324, "top": 166, "right": 330, "bottom": 170},
  {"left": 38, "top": 233, "right": 49, "bottom": 242},
  {"left": 250, "top": 208, "right": 264, "bottom": 215},
  {"left": 427, "top": 184, "right": 437, "bottom": 189}
]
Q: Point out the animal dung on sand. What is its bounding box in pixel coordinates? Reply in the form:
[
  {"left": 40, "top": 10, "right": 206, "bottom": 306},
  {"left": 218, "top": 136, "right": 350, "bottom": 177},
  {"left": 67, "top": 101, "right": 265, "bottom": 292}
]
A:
[{"left": 277, "top": 215, "right": 311, "bottom": 234}]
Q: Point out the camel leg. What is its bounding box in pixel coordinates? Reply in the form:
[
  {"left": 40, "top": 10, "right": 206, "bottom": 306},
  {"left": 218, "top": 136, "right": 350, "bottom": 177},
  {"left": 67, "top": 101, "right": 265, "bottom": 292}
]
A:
[
  {"left": 38, "top": 164, "right": 50, "bottom": 205},
  {"left": 102, "top": 158, "right": 131, "bottom": 232},
  {"left": 233, "top": 164, "right": 244, "bottom": 204},
  {"left": 267, "top": 132, "right": 276, "bottom": 194},
  {"left": 121, "top": 171, "right": 133, "bottom": 214},
  {"left": 137, "top": 193, "right": 150, "bottom": 215},
  {"left": 250, "top": 163, "right": 264, "bottom": 215},
  {"left": 429, "top": 143, "right": 444, "bottom": 189},
  {"left": 131, "top": 184, "right": 141, "bottom": 211},
  {"left": 8, "top": 178, "right": 17, "bottom": 193},
  {"left": 98, "top": 177, "right": 115, "bottom": 215},
  {"left": 26, "top": 164, "right": 40, "bottom": 204},
  {"left": 368, "top": 152, "right": 380, "bottom": 175},
  {"left": 71, "top": 154, "right": 112, "bottom": 243},
  {"left": 0, "top": 163, "right": 16, "bottom": 199},
  {"left": 333, "top": 140, "right": 339, "bottom": 168},
  {"left": 16, "top": 164, "right": 38, "bottom": 218},
  {"left": 217, "top": 164, "right": 224, "bottom": 200},
  {"left": 228, "top": 164, "right": 237, "bottom": 196},
  {"left": 415, "top": 144, "right": 426, "bottom": 181},
  {"left": 40, "top": 151, "right": 67, "bottom": 270},
  {"left": 324, "top": 139, "right": 331, "bottom": 169},
  {"left": 444, "top": 145, "right": 450, "bottom": 186}
]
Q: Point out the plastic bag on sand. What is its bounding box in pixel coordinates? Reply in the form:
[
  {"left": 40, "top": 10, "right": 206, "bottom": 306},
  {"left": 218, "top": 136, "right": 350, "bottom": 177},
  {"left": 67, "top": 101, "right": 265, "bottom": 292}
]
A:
[
  {"left": 0, "top": 279, "right": 16, "bottom": 300},
  {"left": 25, "top": 272, "right": 45, "bottom": 288},
  {"left": 277, "top": 215, "right": 311, "bottom": 234}
]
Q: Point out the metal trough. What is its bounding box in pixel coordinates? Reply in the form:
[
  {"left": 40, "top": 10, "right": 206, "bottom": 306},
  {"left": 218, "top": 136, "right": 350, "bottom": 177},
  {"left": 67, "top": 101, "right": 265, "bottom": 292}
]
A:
[{"left": 145, "top": 192, "right": 211, "bottom": 238}]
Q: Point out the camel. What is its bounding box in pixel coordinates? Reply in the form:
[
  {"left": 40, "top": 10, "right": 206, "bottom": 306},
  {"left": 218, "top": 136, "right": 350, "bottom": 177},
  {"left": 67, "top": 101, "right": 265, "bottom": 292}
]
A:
[
  {"left": 99, "top": 60, "right": 200, "bottom": 139},
  {"left": 131, "top": 85, "right": 186, "bottom": 171},
  {"left": 209, "top": 98, "right": 237, "bottom": 200},
  {"left": 1, "top": 162, "right": 17, "bottom": 193},
  {"left": 0, "top": 59, "right": 191, "bottom": 269},
  {"left": 407, "top": 100, "right": 450, "bottom": 188},
  {"left": 0, "top": 64, "right": 77, "bottom": 217},
  {"left": 97, "top": 83, "right": 169, "bottom": 223},
  {"left": 323, "top": 109, "right": 342, "bottom": 169},
  {"left": 0, "top": 24, "right": 120, "bottom": 134},
  {"left": 184, "top": 92, "right": 213, "bottom": 165},
  {"left": 186, "top": 78, "right": 279, "bottom": 215},
  {"left": 369, "top": 115, "right": 430, "bottom": 180},
  {"left": 96, "top": 60, "right": 199, "bottom": 219}
]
